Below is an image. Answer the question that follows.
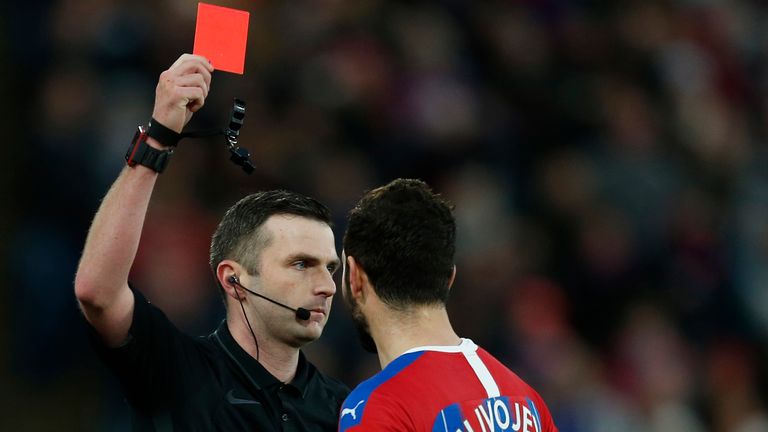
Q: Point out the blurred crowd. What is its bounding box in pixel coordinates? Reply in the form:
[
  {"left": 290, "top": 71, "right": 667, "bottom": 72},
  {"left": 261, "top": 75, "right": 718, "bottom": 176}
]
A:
[{"left": 3, "top": 0, "right": 768, "bottom": 430}]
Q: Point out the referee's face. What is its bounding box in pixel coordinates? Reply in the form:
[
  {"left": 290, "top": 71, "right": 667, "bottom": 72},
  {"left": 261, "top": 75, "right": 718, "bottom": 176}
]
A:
[{"left": 248, "top": 215, "right": 340, "bottom": 347}]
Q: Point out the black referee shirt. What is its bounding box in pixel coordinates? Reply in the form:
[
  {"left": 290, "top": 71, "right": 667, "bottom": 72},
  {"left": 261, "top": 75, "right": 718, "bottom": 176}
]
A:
[{"left": 88, "top": 287, "right": 349, "bottom": 431}]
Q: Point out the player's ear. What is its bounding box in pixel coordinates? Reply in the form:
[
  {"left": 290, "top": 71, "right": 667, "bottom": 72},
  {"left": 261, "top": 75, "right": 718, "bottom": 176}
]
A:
[
  {"left": 347, "top": 255, "right": 368, "bottom": 301},
  {"left": 447, "top": 265, "right": 456, "bottom": 291}
]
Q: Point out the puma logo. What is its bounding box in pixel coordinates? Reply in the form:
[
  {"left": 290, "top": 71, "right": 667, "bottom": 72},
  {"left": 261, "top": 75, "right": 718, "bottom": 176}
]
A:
[{"left": 341, "top": 399, "right": 365, "bottom": 420}]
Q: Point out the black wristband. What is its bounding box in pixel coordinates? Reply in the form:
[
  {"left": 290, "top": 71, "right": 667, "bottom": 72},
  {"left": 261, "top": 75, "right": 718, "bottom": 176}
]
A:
[
  {"left": 125, "top": 126, "right": 173, "bottom": 173},
  {"left": 147, "top": 118, "right": 182, "bottom": 147}
]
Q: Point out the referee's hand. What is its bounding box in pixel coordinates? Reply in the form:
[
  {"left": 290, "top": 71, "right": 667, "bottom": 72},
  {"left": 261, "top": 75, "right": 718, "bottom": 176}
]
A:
[{"left": 152, "top": 53, "right": 214, "bottom": 134}]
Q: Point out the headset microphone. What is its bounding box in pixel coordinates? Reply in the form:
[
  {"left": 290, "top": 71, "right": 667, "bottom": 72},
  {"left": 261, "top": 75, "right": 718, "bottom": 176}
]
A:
[{"left": 228, "top": 275, "right": 312, "bottom": 320}]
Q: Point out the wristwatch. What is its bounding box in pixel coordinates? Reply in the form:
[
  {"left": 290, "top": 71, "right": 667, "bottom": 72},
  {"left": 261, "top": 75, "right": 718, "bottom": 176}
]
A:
[{"left": 125, "top": 124, "right": 174, "bottom": 173}]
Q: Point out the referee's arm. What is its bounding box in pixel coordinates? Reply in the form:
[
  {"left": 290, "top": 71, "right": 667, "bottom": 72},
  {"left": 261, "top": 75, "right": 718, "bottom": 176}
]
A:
[{"left": 74, "top": 54, "right": 213, "bottom": 347}]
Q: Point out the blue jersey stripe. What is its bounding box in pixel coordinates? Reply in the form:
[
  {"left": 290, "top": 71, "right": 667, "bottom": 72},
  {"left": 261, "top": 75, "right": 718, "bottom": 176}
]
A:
[{"left": 339, "top": 351, "right": 426, "bottom": 430}]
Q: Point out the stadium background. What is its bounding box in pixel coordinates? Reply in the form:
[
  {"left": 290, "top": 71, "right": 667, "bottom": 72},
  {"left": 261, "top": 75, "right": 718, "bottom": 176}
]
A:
[{"left": 2, "top": 0, "right": 767, "bottom": 430}]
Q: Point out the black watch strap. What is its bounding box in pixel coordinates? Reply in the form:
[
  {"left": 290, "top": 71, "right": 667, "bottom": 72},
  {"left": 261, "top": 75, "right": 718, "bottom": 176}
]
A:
[
  {"left": 125, "top": 126, "right": 173, "bottom": 173},
  {"left": 147, "top": 117, "right": 182, "bottom": 147}
]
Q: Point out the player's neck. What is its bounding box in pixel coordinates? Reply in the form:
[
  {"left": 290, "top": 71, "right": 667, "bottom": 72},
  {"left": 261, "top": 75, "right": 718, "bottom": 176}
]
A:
[
  {"left": 369, "top": 304, "right": 460, "bottom": 369},
  {"left": 226, "top": 317, "right": 299, "bottom": 383}
]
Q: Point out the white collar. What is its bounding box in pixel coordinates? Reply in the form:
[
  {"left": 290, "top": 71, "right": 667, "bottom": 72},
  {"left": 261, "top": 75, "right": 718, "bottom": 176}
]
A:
[{"left": 400, "top": 338, "right": 476, "bottom": 356}]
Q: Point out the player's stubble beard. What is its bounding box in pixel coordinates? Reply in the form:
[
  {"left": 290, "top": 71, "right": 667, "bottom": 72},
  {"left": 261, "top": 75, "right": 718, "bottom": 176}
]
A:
[{"left": 343, "top": 262, "right": 378, "bottom": 354}]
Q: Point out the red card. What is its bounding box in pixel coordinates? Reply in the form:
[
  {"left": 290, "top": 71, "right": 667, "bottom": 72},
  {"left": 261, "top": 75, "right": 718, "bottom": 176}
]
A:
[{"left": 193, "top": 3, "right": 250, "bottom": 74}]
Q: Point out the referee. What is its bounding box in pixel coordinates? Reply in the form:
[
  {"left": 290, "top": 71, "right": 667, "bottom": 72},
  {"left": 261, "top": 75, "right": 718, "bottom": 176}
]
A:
[{"left": 75, "top": 54, "right": 348, "bottom": 431}]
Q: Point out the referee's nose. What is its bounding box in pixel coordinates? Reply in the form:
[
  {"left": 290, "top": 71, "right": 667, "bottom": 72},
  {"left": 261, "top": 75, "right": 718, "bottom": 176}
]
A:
[{"left": 314, "top": 265, "right": 337, "bottom": 298}]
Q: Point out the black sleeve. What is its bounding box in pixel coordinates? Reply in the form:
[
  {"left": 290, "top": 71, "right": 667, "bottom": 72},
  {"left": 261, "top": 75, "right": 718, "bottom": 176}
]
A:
[{"left": 86, "top": 285, "right": 193, "bottom": 412}]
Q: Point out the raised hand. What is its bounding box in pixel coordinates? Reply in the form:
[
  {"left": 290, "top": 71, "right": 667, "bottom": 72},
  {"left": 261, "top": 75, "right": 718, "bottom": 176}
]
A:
[{"left": 152, "top": 54, "right": 214, "bottom": 134}]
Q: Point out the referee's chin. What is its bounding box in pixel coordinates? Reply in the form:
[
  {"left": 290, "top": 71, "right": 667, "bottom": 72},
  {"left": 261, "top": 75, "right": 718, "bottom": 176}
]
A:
[{"left": 291, "top": 321, "right": 325, "bottom": 346}]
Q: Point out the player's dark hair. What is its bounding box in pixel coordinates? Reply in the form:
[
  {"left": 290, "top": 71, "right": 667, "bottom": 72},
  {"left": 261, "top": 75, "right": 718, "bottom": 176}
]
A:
[
  {"left": 210, "top": 190, "right": 331, "bottom": 294},
  {"left": 344, "top": 179, "right": 456, "bottom": 308}
]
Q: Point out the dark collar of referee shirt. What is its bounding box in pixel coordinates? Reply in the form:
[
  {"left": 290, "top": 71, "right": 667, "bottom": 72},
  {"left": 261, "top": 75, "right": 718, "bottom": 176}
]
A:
[{"left": 215, "top": 320, "right": 310, "bottom": 398}]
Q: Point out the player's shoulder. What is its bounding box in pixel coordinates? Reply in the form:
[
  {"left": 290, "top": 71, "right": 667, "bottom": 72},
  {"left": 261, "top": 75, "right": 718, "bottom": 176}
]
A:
[
  {"left": 475, "top": 346, "right": 559, "bottom": 430},
  {"left": 344, "top": 349, "right": 425, "bottom": 402},
  {"left": 339, "top": 379, "right": 408, "bottom": 431},
  {"left": 339, "top": 350, "right": 428, "bottom": 430}
]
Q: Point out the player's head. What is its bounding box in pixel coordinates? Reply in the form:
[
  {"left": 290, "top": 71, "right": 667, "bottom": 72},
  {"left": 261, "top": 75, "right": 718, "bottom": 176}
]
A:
[
  {"left": 210, "top": 190, "right": 332, "bottom": 301},
  {"left": 344, "top": 179, "right": 456, "bottom": 307},
  {"left": 342, "top": 179, "right": 456, "bottom": 350}
]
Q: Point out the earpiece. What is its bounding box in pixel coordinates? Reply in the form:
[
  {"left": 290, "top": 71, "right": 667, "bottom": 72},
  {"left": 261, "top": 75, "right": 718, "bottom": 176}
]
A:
[{"left": 228, "top": 275, "right": 239, "bottom": 285}]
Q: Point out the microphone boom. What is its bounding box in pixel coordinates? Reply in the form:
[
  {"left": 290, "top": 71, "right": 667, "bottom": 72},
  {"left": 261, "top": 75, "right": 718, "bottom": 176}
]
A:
[{"left": 229, "top": 276, "right": 311, "bottom": 320}]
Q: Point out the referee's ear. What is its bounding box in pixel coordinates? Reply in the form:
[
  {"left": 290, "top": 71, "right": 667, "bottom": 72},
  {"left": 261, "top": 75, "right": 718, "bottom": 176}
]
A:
[
  {"left": 216, "top": 260, "right": 247, "bottom": 302},
  {"left": 447, "top": 265, "right": 456, "bottom": 291}
]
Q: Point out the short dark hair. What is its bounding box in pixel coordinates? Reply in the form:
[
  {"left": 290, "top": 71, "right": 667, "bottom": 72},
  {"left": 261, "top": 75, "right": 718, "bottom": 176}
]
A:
[
  {"left": 210, "top": 190, "right": 332, "bottom": 280},
  {"left": 343, "top": 178, "right": 456, "bottom": 309}
]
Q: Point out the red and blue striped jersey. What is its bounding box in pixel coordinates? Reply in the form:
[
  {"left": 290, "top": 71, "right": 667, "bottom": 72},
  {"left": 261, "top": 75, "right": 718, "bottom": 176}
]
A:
[{"left": 339, "top": 339, "right": 557, "bottom": 432}]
